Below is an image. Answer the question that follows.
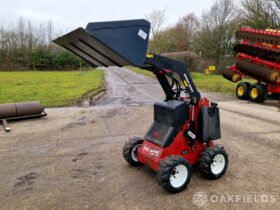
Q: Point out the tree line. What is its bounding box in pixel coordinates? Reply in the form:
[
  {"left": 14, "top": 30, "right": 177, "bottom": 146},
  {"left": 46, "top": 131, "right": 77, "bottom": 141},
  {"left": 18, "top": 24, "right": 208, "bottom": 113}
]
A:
[
  {"left": 146, "top": 0, "right": 280, "bottom": 72},
  {"left": 0, "top": 0, "right": 279, "bottom": 71},
  {"left": 0, "top": 18, "right": 84, "bottom": 70}
]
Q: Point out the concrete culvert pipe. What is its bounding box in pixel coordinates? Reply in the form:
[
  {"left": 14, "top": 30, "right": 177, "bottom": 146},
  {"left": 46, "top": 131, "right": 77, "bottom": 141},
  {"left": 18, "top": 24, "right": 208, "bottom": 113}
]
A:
[{"left": 0, "top": 101, "right": 46, "bottom": 120}]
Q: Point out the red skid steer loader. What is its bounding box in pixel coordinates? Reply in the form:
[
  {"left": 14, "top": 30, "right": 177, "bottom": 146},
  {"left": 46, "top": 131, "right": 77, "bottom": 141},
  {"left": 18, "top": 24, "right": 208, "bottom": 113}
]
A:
[{"left": 54, "top": 19, "right": 228, "bottom": 193}]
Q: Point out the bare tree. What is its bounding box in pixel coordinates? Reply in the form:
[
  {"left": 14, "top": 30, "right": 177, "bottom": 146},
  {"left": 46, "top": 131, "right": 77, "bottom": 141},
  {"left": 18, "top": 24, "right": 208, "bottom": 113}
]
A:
[
  {"left": 37, "top": 23, "right": 46, "bottom": 48},
  {"left": 194, "top": 0, "right": 238, "bottom": 64},
  {"left": 27, "top": 20, "right": 34, "bottom": 54},
  {"left": 272, "top": 0, "right": 280, "bottom": 9},
  {"left": 175, "top": 13, "right": 199, "bottom": 51},
  {"left": 145, "top": 9, "right": 167, "bottom": 38},
  {"left": 17, "top": 17, "right": 26, "bottom": 51},
  {"left": 47, "top": 19, "right": 54, "bottom": 50},
  {"left": 240, "top": 0, "right": 280, "bottom": 28}
]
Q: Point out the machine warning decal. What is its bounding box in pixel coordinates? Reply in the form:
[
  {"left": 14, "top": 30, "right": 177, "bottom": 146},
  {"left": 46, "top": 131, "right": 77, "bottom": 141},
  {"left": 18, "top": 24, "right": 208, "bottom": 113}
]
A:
[
  {"left": 188, "top": 131, "right": 196, "bottom": 139},
  {"left": 183, "top": 74, "right": 194, "bottom": 93},
  {"left": 138, "top": 29, "right": 148, "bottom": 40},
  {"left": 183, "top": 80, "right": 189, "bottom": 87}
]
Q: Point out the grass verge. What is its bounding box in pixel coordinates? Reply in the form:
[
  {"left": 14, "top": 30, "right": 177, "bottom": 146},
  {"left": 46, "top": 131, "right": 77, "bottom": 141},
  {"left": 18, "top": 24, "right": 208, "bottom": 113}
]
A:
[
  {"left": 0, "top": 70, "right": 104, "bottom": 107},
  {"left": 126, "top": 67, "right": 255, "bottom": 96},
  {"left": 191, "top": 72, "right": 254, "bottom": 96}
]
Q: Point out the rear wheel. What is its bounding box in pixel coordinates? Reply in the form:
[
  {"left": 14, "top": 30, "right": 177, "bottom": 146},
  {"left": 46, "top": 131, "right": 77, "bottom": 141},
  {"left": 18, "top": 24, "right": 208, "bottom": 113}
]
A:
[
  {"left": 122, "top": 137, "right": 144, "bottom": 166},
  {"left": 157, "top": 156, "right": 192, "bottom": 193},
  {"left": 249, "top": 83, "right": 267, "bottom": 103},
  {"left": 236, "top": 82, "right": 251, "bottom": 100},
  {"left": 199, "top": 145, "right": 228, "bottom": 179}
]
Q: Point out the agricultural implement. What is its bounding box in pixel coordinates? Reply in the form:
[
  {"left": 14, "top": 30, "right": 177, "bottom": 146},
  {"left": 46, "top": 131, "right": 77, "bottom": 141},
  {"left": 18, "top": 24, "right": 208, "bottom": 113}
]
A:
[
  {"left": 54, "top": 19, "right": 228, "bottom": 193},
  {"left": 222, "top": 28, "right": 280, "bottom": 102},
  {"left": 0, "top": 102, "right": 46, "bottom": 132}
]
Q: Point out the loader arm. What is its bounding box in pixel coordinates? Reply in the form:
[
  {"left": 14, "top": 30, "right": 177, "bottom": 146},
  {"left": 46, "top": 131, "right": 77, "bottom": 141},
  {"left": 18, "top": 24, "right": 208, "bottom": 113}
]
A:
[{"left": 141, "top": 55, "right": 201, "bottom": 103}]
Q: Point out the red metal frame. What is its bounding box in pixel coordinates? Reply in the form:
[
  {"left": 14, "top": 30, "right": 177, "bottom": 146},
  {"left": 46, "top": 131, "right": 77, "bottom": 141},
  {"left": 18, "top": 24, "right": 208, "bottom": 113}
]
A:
[
  {"left": 137, "top": 97, "right": 214, "bottom": 172},
  {"left": 228, "top": 28, "right": 280, "bottom": 94}
]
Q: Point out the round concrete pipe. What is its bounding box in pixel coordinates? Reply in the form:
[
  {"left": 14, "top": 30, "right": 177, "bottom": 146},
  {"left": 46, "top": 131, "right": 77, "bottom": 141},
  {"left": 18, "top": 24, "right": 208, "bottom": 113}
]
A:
[
  {"left": 16, "top": 102, "right": 44, "bottom": 117},
  {"left": 0, "top": 101, "right": 44, "bottom": 120},
  {"left": 0, "top": 104, "right": 17, "bottom": 119}
]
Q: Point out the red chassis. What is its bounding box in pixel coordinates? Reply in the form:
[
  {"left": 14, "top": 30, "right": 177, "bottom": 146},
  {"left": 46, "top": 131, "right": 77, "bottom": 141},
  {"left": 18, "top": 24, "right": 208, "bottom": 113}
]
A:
[{"left": 137, "top": 98, "right": 214, "bottom": 172}]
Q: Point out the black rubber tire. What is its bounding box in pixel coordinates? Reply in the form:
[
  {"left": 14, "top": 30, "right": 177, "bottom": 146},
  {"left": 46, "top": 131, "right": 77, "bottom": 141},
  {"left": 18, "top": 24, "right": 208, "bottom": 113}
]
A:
[
  {"left": 236, "top": 82, "right": 251, "bottom": 100},
  {"left": 249, "top": 83, "right": 267, "bottom": 103},
  {"left": 268, "top": 93, "right": 280, "bottom": 100},
  {"left": 122, "top": 137, "right": 144, "bottom": 166},
  {"left": 157, "top": 156, "right": 192, "bottom": 193},
  {"left": 199, "top": 145, "right": 228, "bottom": 179}
]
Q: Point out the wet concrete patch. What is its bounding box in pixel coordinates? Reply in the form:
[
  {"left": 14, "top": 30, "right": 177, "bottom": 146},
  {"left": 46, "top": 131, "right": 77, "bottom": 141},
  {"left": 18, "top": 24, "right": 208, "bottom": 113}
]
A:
[{"left": 62, "top": 116, "right": 87, "bottom": 130}]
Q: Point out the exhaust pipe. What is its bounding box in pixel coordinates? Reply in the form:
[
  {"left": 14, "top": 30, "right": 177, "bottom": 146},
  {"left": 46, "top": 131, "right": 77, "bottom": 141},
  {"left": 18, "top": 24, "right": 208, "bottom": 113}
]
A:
[{"left": 0, "top": 101, "right": 47, "bottom": 132}]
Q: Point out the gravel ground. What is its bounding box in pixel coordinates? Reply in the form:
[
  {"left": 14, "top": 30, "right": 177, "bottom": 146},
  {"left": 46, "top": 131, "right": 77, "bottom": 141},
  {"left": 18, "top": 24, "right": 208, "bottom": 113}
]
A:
[{"left": 0, "top": 67, "right": 279, "bottom": 210}]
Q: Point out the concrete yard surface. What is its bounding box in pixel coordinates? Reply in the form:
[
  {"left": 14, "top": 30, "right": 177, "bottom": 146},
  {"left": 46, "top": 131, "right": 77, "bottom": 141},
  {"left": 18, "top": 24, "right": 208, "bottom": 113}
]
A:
[{"left": 0, "top": 67, "right": 279, "bottom": 210}]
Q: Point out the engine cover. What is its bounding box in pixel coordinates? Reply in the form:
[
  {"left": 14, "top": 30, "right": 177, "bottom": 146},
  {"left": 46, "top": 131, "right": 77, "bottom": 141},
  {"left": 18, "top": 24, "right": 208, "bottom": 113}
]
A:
[{"left": 144, "top": 100, "right": 189, "bottom": 147}]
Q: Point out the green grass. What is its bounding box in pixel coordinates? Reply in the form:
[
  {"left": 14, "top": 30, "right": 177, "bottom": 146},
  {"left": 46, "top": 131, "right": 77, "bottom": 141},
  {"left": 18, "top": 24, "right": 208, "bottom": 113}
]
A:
[
  {"left": 191, "top": 72, "right": 255, "bottom": 95},
  {"left": 126, "top": 67, "right": 255, "bottom": 96},
  {"left": 0, "top": 70, "right": 104, "bottom": 107}
]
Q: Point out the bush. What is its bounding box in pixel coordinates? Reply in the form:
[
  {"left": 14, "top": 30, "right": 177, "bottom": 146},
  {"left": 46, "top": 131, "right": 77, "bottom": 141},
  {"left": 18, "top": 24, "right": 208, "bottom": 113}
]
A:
[{"left": 161, "top": 51, "right": 200, "bottom": 71}]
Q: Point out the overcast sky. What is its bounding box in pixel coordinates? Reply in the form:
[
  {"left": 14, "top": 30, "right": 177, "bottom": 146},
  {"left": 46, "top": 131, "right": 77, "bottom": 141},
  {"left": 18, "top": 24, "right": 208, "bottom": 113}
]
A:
[{"left": 0, "top": 0, "right": 217, "bottom": 32}]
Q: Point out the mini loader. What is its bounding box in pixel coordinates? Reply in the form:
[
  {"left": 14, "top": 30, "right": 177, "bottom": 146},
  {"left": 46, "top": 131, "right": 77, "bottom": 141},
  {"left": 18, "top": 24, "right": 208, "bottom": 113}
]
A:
[{"left": 54, "top": 19, "right": 228, "bottom": 193}]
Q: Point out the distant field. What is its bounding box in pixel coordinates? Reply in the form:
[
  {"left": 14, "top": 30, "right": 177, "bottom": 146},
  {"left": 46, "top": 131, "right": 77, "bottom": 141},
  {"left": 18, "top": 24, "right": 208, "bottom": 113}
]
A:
[
  {"left": 126, "top": 67, "right": 255, "bottom": 96},
  {"left": 0, "top": 70, "right": 104, "bottom": 107}
]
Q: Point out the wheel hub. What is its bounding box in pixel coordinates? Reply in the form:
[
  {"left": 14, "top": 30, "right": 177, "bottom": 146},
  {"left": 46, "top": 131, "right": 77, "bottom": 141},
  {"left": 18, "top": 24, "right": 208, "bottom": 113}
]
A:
[
  {"left": 131, "top": 144, "right": 141, "bottom": 162},
  {"left": 237, "top": 86, "right": 244, "bottom": 96},
  {"left": 170, "top": 165, "right": 188, "bottom": 188},
  {"left": 211, "top": 154, "right": 226, "bottom": 175},
  {"left": 250, "top": 87, "right": 258, "bottom": 99}
]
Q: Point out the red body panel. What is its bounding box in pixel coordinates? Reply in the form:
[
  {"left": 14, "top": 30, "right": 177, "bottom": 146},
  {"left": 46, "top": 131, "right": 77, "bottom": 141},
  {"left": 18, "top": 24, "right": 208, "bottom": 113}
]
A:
[
  {"left": 137, "top": 97, "right": 214, "bottom": 172},
  {"left": 268, "top": 85, "right": 280, "bottom": 94}
]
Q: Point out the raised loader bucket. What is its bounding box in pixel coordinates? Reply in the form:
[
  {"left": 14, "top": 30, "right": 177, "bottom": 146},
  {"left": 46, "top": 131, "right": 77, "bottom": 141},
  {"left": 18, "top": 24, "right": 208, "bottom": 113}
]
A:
[{"left": 53, "top": 19, "right": 151, "bottom": 67}]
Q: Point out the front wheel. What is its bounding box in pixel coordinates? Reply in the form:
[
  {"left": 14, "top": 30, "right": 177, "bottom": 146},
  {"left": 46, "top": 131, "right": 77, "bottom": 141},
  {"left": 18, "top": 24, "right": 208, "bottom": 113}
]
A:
[
  {"left": 199, "top": 145, "right": 228, "bottom": 179},
  {"left": 157, "top": 156, "right": 192, "bottom": 193},
  {"left": 122, "top": 137, "right": 144, "bottom": 166}
]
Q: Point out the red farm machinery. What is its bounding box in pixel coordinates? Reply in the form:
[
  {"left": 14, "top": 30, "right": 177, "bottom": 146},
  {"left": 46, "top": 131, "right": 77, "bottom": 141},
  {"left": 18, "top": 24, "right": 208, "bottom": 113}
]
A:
[{"left": 222, "top": 28, "right": 280, "bottom": 102}]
